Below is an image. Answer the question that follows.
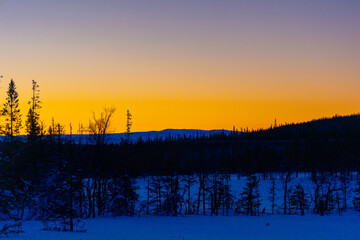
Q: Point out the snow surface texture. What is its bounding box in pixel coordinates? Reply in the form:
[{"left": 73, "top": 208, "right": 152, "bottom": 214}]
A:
[
  {"left": 9, "top": 214, "right": 360, "bottom": 240},
  {"left": 4, "top": 173, "right": 360, "bottom": 239},
  {"left": 135, "top": 173, "right": 357, "bottom": 215}
]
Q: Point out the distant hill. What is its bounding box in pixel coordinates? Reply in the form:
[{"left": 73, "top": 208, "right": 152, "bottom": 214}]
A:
[
  {"left": 2, "top": 114, "right": 359, "bottom": 144},
  {"left": 244, "top": 114, "right": 360, "bottom": 141},
  {"left": 69, "top": 129, "right": 232, "bottom": 144}
]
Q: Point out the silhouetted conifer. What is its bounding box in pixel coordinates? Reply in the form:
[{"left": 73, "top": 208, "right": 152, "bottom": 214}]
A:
[
  {"left": 25, "top": 80, "right": 42, "bottom": 142},
  {"left": 2, "top": 79, "right": 22, "bottom": 143}
]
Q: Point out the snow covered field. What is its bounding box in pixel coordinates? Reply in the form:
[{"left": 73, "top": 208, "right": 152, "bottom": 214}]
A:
[
  {"left": 8, "top": 214, "right": 360, "bottom": 240},
  {"left": 3, "top": 173, "right": 360, "bottom": 239}
]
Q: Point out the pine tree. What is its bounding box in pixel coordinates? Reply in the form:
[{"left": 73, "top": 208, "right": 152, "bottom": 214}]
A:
[
  {"left": 269, "top": 178, "right": 277, "bottom": 214},
  {"left": 39, "top": 166, "right": 83, "bottom": 231},
  {"left": 222, "top": 174, "right": 233, "bottom": 216},
  {"left": 236, "top": 175, "right": 261, "bottom": 216},
  {"left": 109, "top": 175, "right": 139, "bottom": 216},
  {"left": 162, "top": 175, "right": 182, "bottom": 216},
  {"left": 352, "top": 180, "right": 360, "bottom": 211},
  {"left": 25, "top": 80, "right": 42, "bottom": 142},
  {"left": 340, "top": 171, "right": 349, "bottom": 209},
  {"left": 0, "top": 183, "right": 16, "bottom": 219},
  {"left": 289, "top": 184, "right": 308, "bottom": 215},
  {"left": 147, "top": 176, "right": 164, "bottom": 215},
  {"left": 2, "top": 79, "right": 22, "bottom": 143},
  {"left": 126, "top": 109, "right": 132, "bottom": 144},
  {"left": 48, "top": 118, "right": 56, "bottom": 144},
  {"left": 182, "top": 174, "right": 197, "bottom": 215}
]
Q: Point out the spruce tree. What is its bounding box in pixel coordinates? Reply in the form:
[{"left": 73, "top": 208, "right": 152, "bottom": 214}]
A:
[
  {"left": 236, "top": 175, "right": 261, "bottom": 216},
  {"left": 2, "top": 79, "right": 22, "bottom": 143},
  {"left": 109, "top": 175, "right": 139, "bottom": 216},
  {"left": 126, "top": 109, "right": 132, "bottom": 143},
  {"left": 269, "top": 178, "right": 277, "bottom": 214},
  {"left": 352, "top": 180, "right": 360, "bottom": 211},
  {"left": 182, "top": 174, "right": 197, "bottom": 215},
  {"left": 289, "top": 184, "right": 308, "bottom": 215},
  {"left": 25, "top": 80, "right": 42, "bottom": 142}
]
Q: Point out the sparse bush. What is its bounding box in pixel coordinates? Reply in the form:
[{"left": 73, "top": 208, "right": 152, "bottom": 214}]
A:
[
  {"left": 0, "top": 221, "right": 24, "bottom": 238},
  {"left": 42, "top": 217, "right": 86, "bottom": 232}
]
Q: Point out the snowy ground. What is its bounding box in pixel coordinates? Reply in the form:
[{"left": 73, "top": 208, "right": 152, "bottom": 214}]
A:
[
  {"left": 136, "top": 172, "right": 359, "bottom": 214},
  {"left": 8, "top": 213, "right": 360, "bottom": 240},
  {"left": 4, "top": 173, "right": 360, "bottom": 239}
]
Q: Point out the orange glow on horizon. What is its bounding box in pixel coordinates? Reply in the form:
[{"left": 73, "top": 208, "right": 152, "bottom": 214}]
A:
[
  {"left": 37, "top": 98, "right": 360, "bottom": 134},
  {"left": 0, "top": 1, "right": 359, "bottom": 134}
]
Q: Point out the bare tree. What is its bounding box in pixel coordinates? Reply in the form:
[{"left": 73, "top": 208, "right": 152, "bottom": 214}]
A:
[
  {"left": 282, "top": 171, "right": 292, "bottom": 215},
  {"left": 86, "top": 107, "right": 116, "bottom": 219},
  {"left": 88, "top": 107, "right": 116, "bottom": 145},
  {"left": 311, "top": 172, "right": 340, "bottom": 216}
]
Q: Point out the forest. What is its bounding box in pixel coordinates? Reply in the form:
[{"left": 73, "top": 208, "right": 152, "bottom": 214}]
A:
[{"left": 1, "top": 79, "right": 360, "bottom": 235}]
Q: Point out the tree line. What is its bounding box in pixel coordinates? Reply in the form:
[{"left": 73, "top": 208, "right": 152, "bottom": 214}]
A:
[
  {"left": 0, "top": 79, "right": 42, "bottom": 143},
  {"left": 0, "top": 78, "right": 360, "bottom": 233}
]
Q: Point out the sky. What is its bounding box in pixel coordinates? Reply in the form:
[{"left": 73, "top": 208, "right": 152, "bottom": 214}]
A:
[{"left": 0, "top": 0, "right": 359, "bottom": 133}]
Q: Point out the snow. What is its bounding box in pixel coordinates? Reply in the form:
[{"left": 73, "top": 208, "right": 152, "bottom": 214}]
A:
[
  {"left": 7, "top": 214, "right": 360, "bottom": 240},
  {"left": 136, "top": 173, "right": 357, "bottom": 215},
  {"left": 3, "top": 173, "right": 360, "bottom": 239}
]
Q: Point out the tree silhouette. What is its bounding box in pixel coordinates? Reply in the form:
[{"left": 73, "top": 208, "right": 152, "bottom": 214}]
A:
[
  {"left": 25, "top": 80, "right": 42, "bottom": 142},
  {"left": 2, "top": 79, "right": 22, "bottom": 143},
  {"left": 88, "top": 107, "right": 116, "bottom": 145},
  {"left": 126, "top": 109, "right": 132, "bottom": 143}
]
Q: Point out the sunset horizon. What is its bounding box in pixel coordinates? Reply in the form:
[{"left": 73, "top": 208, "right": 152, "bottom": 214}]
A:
[
  {"left": 2, "top": 1, "right": 360, "bottom": 239},
  {"left": 1, "top": 0, "right": 359, "bottom": 133}
]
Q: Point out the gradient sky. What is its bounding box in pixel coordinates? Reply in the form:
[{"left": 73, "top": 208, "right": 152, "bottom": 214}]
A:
[{"left": 0, "top": 0, "right": 359, "bottom": 133}]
